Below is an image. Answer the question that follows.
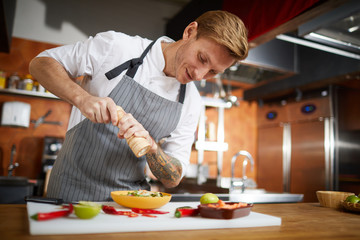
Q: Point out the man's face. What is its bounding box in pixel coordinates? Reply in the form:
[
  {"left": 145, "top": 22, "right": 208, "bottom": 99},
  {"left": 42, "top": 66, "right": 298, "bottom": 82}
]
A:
[{"left": 174, "top": 36, "right": 235, "bottom": 84}]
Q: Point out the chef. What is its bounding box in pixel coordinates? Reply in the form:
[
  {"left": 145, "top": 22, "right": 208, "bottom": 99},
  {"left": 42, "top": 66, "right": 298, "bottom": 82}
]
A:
[{"left": 29, "top": 10, "right": 249, "bottom": 202}]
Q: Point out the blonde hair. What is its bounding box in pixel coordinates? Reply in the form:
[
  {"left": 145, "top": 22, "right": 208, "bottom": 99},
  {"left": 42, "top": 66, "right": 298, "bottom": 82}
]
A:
[{"left": 195, "top": 10, "right": 248, "bottom": 61}]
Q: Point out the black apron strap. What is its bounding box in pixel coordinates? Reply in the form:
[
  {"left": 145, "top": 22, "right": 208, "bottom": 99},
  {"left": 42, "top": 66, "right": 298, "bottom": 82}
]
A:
[
  {"left": 178, "top": 84, "right": 186, "bottom": 104},
  {"left": 105, "top": 40, "right": 156, "bottom": 80},
  {"left": 105, "top": 39, "right": 186, "bottom": 104}
]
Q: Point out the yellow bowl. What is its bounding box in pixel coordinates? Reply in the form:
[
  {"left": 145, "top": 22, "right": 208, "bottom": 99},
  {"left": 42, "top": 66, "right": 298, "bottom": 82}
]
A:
[
  {"left": 316, "top": 191, "right": 354, "bottom": 209},
  {"left": 111, "top": 191, "right": 172, "bottom": 209}
]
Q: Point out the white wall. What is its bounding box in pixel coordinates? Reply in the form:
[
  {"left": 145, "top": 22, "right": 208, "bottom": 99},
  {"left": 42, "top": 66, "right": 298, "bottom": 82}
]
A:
[{"left": 13, "top": 0, "right": 187, "bottom": 45}]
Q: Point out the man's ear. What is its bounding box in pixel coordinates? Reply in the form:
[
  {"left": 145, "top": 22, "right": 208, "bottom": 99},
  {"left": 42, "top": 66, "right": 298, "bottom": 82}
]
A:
[{"left": 182, "top": 21, "right": 198, "bottom": 40}]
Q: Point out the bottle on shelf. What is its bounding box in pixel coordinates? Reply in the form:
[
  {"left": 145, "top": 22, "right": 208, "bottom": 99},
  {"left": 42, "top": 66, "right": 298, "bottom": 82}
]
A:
[
  {"left": 7, "top": 73, "right": 20, "bottom": 89},
  {"left": 23, "top": 74, "right": 34, "bottom": 91},
  {"left": 32, "top": 79, "right": 39, "bottom": 91},
  {"left": 0, "top": 71, "right": 6, "bottom": 89}
]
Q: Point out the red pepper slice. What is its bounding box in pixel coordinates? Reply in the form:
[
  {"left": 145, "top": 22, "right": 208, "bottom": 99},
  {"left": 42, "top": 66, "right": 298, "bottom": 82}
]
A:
[
  {"left": 31, "top": 204, "right": 73, "bottom": 221},
  {"left": 128, "top": 213, "right": 139, "bottom": 218},
  {"left": 174, "top": 207, "right": 199, "bottom": 218},
  {"left": 102, "top": 205, "right": 119, "bottom": 214},
  {"left": 102, "top": 205, "right": 138, "bottom": 217},
  {"left": 141, "top": 214, "right": 157, "bottom": 218},
  {"left": 131, "top": 208, "right": 169, "bottom": 214}
]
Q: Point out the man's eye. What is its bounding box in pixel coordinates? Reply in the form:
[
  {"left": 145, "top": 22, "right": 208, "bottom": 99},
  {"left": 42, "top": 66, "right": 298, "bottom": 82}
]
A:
[{"left": 209, "top": 70, "right": 217, "bottom": 75}]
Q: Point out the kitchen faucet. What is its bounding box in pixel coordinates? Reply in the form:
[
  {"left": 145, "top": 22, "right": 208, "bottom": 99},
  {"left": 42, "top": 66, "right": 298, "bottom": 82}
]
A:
[
  {"left": 230, "top": 150, "right": 255, "bottom": 193},
  {"left": 8, "top": 144, "right": 19, "bottom": 176}
]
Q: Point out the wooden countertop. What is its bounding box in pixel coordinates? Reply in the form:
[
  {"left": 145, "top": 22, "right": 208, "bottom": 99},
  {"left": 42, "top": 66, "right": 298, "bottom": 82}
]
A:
[{"left": 1, "top": 203, "right": 359, "bottom": 240}]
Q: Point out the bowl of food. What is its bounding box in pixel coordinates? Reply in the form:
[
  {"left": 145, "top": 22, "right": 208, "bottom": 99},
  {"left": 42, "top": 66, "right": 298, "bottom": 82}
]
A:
[
  {"left": 316, "top": 191, "right": 355, "bottom": 209},
  {"left": 198, "top": 200, "right": 253, "bottom": 219},
  {"left": 111, "top": 190, "right": 172, "bottom": 209}
]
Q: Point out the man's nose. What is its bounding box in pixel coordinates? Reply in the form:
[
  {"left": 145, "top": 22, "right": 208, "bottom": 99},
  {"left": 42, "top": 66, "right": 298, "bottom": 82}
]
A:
[{"left": 193, "top": 67, "right": 208, "bottom": 81}]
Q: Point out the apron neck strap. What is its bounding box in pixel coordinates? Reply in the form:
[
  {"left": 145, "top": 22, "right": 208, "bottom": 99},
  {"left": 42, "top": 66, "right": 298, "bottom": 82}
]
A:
[
  {"left": 105, "top": 39, "right": 187, "bottom": 104},
  {"left": 179, "top": 84, "right": 186, "bottom": 104},
  {"left": 105, "top": 40, "right": 156, "bottom": 80}
]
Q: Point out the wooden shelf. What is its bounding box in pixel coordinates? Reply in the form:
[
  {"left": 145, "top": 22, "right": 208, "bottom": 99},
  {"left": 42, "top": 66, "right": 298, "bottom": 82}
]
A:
[{"left": 0, "top": 89, "right": 58, "bottom": 99}]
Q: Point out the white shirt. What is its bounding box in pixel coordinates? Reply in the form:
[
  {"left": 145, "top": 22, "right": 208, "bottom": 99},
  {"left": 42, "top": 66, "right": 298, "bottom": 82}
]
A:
[{"left": 37, "top": 31, "right": 201, "bottom": 177}]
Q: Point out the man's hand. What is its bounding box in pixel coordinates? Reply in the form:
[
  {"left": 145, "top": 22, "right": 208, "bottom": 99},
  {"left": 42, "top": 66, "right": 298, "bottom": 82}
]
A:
[
  {"left": 116, "top": 111, "right": 154, "bottom": 148},
  {"left": 77, "top": 95, "right": 118, "bottom": 125},
  {"left": 115, "top": 111, "right": 182, "bottom": 188},
  {"left": 29, "top": 57, "right": 118, "bottom": 127}
]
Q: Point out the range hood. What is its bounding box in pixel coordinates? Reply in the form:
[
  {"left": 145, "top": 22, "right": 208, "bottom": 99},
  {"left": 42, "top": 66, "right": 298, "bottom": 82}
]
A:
[
  {"left": 243, "top": 0, "right": 360, "bottom": 101},
  {"left": 300, "top": 0, "right": 360, "bottom": 55},
  {"left": 277, "top": 0, "right": 360, "bottom": 60},
  {"left": 222, "top": 38, "right": 297, "bottom": 85}
]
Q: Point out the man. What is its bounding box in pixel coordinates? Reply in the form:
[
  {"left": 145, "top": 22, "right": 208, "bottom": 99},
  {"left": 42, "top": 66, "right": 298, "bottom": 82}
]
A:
[{"left": 29, "top": 10, "right": 248, "bottom": 202}]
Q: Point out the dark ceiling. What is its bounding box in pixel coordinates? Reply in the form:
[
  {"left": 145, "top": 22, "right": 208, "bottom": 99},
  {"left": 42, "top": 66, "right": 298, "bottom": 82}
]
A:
[{"left": 167, "top": 0, "right": 360, "bottom": 102}]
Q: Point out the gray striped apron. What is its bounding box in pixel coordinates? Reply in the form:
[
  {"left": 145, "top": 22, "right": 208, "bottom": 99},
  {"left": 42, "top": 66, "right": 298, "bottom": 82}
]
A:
[{"left": 47, "top": 40, "right": 186, "bottom": 202}]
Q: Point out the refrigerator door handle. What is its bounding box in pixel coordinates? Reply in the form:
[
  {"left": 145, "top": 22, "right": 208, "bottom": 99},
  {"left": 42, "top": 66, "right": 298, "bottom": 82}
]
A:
[
  {"left": 282, "top": 123, "right": 292, "bottom": 193},
  {"left": 324, "top": 117, "right": 335, "bottom": 190}
]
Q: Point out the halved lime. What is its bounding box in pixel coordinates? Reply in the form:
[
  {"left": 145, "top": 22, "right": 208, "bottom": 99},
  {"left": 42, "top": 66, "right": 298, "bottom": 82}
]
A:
[
  {"left": 74, "top": 203, "right": 101, "bottom": 219},
  {"left": 345, "top": 195, "right": 360, "bottom": 203},
  {"left": 78, "top": 201, "right": 101, "bottom": 208},
  {"left": 200, "top": 193, "right": 219, "bottom": 204}
]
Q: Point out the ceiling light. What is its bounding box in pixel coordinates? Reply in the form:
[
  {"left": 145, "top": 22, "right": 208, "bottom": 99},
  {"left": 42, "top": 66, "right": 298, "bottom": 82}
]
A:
[
  {"left": 348, "top": 25, "right": 359, "bottom": 32},
  {"left": 276, "top": 34, "right": 360, "bottom": 60}
]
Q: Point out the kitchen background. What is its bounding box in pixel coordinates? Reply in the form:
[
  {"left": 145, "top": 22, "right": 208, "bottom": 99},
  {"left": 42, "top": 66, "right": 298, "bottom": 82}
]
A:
[{"left": 0, "top": 0, "right": 359, "bottom": 202}]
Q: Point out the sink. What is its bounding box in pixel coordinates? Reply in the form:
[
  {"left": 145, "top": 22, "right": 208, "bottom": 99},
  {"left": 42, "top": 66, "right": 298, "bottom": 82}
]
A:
[
  {"left": 156, "top": 178, "right": 303, "bottom": 203},
  {"left": 228, "top": 192, "right": 304, "bottom": 203},
  {"left": 0, "top": 176, "right": 34, "bottom": 204},
  {"left": 170, "top": 191, "right": 303, "bottom": 203},
  {"left": 232, "top": 189, "right": 267, "bottom": 194}
]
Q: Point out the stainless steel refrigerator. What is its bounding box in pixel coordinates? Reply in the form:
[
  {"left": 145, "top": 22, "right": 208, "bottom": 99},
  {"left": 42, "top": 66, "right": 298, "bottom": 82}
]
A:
[{"left": 257, "top": 86, "right": 360, "bottom": 202}]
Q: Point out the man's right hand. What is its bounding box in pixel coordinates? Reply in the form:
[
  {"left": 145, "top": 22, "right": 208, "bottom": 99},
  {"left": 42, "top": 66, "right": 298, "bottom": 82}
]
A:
[{"left": 29, "top": 57, "right": 119, "bottom": 126}]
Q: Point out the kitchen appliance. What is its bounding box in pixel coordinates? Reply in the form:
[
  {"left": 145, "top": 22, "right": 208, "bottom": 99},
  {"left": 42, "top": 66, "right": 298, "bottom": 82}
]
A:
[
  {"left": 40, "top": 137, "right": 63, "bottom": 178},
  {"left": 1, "top": 101, "right": 31, "bottom": 127},
  {"left": 257, "top": 86, "right": 360, "bottom": 202}
]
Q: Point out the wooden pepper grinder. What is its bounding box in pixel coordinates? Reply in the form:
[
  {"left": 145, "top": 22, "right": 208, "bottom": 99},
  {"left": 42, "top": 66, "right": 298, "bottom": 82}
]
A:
[{"left": 116, "top": 106, "right": 151, "bottom": 157}]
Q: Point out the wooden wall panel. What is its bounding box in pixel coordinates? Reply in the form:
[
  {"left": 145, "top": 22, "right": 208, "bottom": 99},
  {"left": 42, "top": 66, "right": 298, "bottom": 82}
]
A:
[
  {"left": 0, "top": 37, "right": 68, "bottom": 179},
  {"left": 0, "top": 94, "right": 71, "bottom": 178},
  {"left": 0, "top": 37, "right": 59, "bottom": 77}
]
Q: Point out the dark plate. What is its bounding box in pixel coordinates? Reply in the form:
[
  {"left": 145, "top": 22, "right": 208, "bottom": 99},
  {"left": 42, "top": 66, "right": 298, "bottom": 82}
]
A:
[{"left": 198, "top": 202, "right": 253, "bottom": 219}]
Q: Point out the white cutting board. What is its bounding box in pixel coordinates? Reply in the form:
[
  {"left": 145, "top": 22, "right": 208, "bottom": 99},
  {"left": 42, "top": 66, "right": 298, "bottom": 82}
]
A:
[{"left": 27, "top": 202, "right": 281, "bottom": 235}]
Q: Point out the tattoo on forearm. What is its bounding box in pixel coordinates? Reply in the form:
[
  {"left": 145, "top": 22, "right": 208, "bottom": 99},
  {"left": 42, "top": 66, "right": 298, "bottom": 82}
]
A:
[{"left": 146, "top": 144, "right": 182, "bottom": 187}]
